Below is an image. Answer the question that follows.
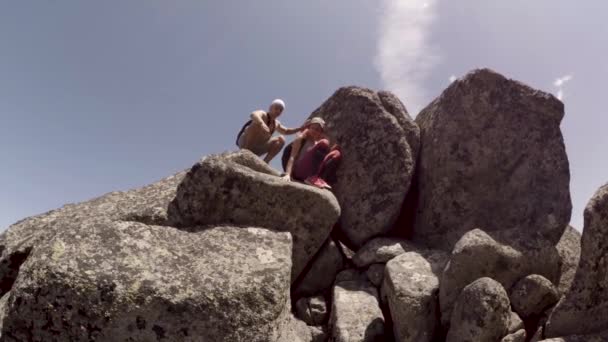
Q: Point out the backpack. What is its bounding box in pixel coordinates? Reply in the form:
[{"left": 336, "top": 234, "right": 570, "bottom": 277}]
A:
[{"left": 236, "top": 112, "right": 275, "bottom": 147}]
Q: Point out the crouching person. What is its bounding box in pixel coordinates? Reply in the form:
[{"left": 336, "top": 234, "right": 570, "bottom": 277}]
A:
[{"left": 282, "top": 117, "right": 342, "bottom": 189}]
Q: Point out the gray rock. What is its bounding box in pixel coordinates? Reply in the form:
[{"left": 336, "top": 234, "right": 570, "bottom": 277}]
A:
[
  {"left": 540, "top": 330, "right": 608, "bottom": 342},
  {"left": 309, "top": 87, "right": 419, "bottom": 247},
  {"left": 510, "top": 274, "right": 560, "bottom": 319},
  {"left": 546, "top": 183, "right": 608, "bottom": 337},
  {"left": 383, "top": 251, "right": 448, "bottom": 342},
  {"left": 414, "top": 68, "right": 571, "bottom": 249},
  {"left": 335, "top": 269, "right": 368, "bottom": 283},
  {"left": 556, "top": 226, "right": 581, "bottom": 295},
  {"left": 330, "top": 279, "right": 386, "bottom": 341},
  {"left": 508, "top": 311, "right": 525, "bottom": 334},
  {"left": 293, "top": 238, "right": 345, "bottom": 298},
  {"left": 353, "top": 237, "right": 421, "bottom": 268},
  {"left": 440, "top": 229, "right": 561, "bottom": 326},
  {"left": 278, "top": 316, "right": 313, "bottom": 342},
  {"left": 502, "top": 330, "right": 527, "bottom": 342},
  {"left": 366, "top": 264, "right": 385, "bottom": 288},
  {"left": 169, "top": 150, "right": 341, "bottom": 280},
  {"left": 2, "top": 223, "right": 293, "bottom": 342},
  {"left": 295, "top": 296, "right": 328, "bottom": 326},
  {"left": 446, "top": 277, "right": 511, "bottom": 342},
  {"left": 310, "top": 326, "right": 327, "bottom": 342}
]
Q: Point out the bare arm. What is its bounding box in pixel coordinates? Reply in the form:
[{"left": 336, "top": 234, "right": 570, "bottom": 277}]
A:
[
  {"left": 285, "top": 131, "right": 308, "bottom": 178},
  {"left": 276, "top": 122, "right": 304, "bottom": 135},
  {"left": 250, "top": 111, "right": 271, "bottom": 134}
]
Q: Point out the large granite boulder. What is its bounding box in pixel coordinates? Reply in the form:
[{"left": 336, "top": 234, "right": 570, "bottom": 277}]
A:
[
  {"left": 383, "top": 251, "right": 448, "bottom": 342},
  {"left": 510, "top": 274, "right": 560, "bottom": 320},
  {"left": 293, "top": 238, "right": 345, "bottom": 298},
  {"left": 446, "top": 277, "right": 511, "bottom": 342},
  {"left": 414, "top": 68, "right": 571, "bottom": 249},
  {"left": 440, "top": 229, "right": 561, "bottom": 326},
  {"left": 546, "top": 183, "right": 608, "bottom": 337},
  {"left": 1, "top": 223, "right": 293, "bottom": 341},
  {"left": 308, "top": 87, "right": 419, "bottom": 247},
  {"left": 330, "top": 278, "right": 386, "bottom": 341},
  {"left": 169, "top": 150, "right": 341, "bottom": 280},
  {"left": 555, "top": 226, "right": 582, "bottom": 295}
]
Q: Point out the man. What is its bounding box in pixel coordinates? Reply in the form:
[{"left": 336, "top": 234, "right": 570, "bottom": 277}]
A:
[
  {"left": 282, "top": 117, "right": 342, "bottom": 189},
  {"left": 237, "top": 99, "right": 304, "bottom": 163}
]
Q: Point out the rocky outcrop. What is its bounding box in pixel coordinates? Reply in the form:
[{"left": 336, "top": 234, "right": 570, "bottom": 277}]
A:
[
  {"left": 330, "top": 278, "right": 386, "bottom": 341},
  {"left": 446, "top": 277, "right": 511, "bottom": 342},
  {"left": 414, "top": 68, "right": 571, "bottom": 249},
  {"left": 309, "top": 87, "right": 419, "bottom": 247},
  {"left": 510, "top": 274, "right": 560, "bottom": 319},
  {"left": 546, "top": 183, "right": 608, "bottom": 337},
  {"left": 556, "top": 226, "right": 582, "bottom": 294},
  {"left": 169, "top": 150, "right": 341, "bottom": 280},
  {"left": 293, "top": 238, "right": 345, "bottom": 298},
  {"left": 383, "top": 251, "right": 447, "bottom": 342},
  {"left": 2, "top": 223, "right": 293, "bottom": 341},
  {"left": 439, "top": 229, "right": 561, "bottom": 326}
]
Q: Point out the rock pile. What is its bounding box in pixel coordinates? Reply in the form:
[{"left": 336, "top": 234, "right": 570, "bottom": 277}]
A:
[{"left": 0, "top": 68, "right": 601, "bottom": 341}]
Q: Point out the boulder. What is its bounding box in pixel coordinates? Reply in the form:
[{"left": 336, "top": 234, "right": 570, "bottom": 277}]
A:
[
  {"left": 555, "top": 226, "right": 582, "bottom": 295},
  {"left": 293, "top": 238, "right": 345, "bottom": 298},
  {"left": 278, "top": 316, "right": 313, "bottom": 342},
  {"left": 446, "top": 277, "right": 511, "bottom": 342},
  {"left": 502, "top": 330, "right": 527, "bottom": 342},
  {"left": 353, "top": 237, "right": 421, "bottom": 268},
  {"left": 1, "top": 222, "right": 293, "bottom": 342},
  {"left": 169, "top": 150, "right": 341, "bottom": 280},
  {"left": 510, "top": 274, "right": 560, "bottom": 319},
  {"left": 540, "top": 330, "right": 608, "bottom": 342},
  {"left": 508, "top": 311, "right": 525, "bottom": 334},
  {"left": 330, "top": 278, "right": 386, "bottom": 341},
  {"left": 295, "top": 296, "right": 328, "bottom": 326},
  {"left": 310, "top": 326, "right": 327, "bottom": 342},
  {"left": 546, "top": 183, "right": 608, "bottom": 337},
  {"left": 308, "top": 87, "right": 419, "bottom": 247},
  {"left": 440, "top": 229, "right": 561, "bottom": 326},
  {"left": 414, "top": 68, "right": 571, "bottom": 249},
  {"left": 366, "top": 264, "right": 385, "bottom": 288},
  {"left": 383, "top": 251, "right": 447, "bottom": 342}
]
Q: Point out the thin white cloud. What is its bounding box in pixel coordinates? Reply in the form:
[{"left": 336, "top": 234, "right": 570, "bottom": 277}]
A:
[
  {"left": 449, "top": 75, "right": 457, "bottom": 83},
  {"left": 374, "top": 0, "right": 440, "bottom": 115},
  {"left": 553, "top": 74, "right": 573, "bottom": 100}
]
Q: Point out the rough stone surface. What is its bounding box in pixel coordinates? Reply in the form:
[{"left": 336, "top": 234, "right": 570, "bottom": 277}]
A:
[
  {"left": 310, "top": 326, "right": 327, "bottom": 342},
  {"left": 556, "top": 226, "right": 582, "bottom": 295},
  {"left": 446, "top": 277, "right": 511, "bottom": 342},
  {"left": 540, "top": 330, "right": 608, "bottom": 342},
  {"left": 546, "top": 183, "right": 608, "bottom": 337},
  {"left": 509, "top": 311, "right": 525, "bottom": 334},
  {"left": 440, "top": 229, "right": 561, "bottom": 326},
  {"left": 308, "top": 86, "right": 420, "bottom": 247},
  {"left": 414, "top": 68, "right": 571, "bottom": 249},
  {"left": 278, "top": 316, "right": 313, "bottom": 342},
  {"left": 353, "top": 237, "right": 421, "bottom": 268},
  {"left": 169, "top": 150, "right": 341, "bottom": 280},
  {"left": 330, "top": 278, "right": 386, "bottom": 341},
  {"left": 510, "top": 274, "right": 560, "bottom": 319},
  {"left": 383, "top": 251, "right": 448, "bottom": 342},
  {"left": 295, "top": 296, "right": 328, "bottom": 327},
  {"left": 502, "top": 330, "right": 527, "bottom": 342},
  {"left": 293, "top": 238, "right": 345, "bottom": 298},
  {"left": 366, "top": 264, "right": 385, "bottom": 288},
  {"left": 1, "top": 223, "right": 293, "bottom": 342}
]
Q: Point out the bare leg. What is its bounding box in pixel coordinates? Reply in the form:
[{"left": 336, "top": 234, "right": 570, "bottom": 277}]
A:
[{"left": 264, "top": 136, "right": 285, "bottom": 163}]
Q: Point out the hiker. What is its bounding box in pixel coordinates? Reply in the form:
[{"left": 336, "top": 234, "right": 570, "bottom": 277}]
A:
[
  {"left": 281, "top": 117, "right": 342, "bottom": 189},
  {"left": 236, "top": 99, "right": 305, "bottom": 163}
]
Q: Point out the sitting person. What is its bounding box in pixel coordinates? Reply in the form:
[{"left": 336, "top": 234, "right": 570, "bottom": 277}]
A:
[
  {"left": 236, "top": 99, "right": 305, "bottom": 163},
  {"left": 281, "top": 117, "right": 342, "bottom": 189}
]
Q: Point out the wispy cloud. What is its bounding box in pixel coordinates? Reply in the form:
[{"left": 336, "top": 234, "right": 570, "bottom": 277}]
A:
[
  {"left": 374, "top": 0, "right": 440, "bottom": 115},
  {"left": 553, "top": 74, "right": 573, "bottom": 100}
]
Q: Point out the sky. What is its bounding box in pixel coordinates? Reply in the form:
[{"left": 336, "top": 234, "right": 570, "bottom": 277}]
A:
[{"left": 1, "top": 1, "right": 606, "bottom": 231}]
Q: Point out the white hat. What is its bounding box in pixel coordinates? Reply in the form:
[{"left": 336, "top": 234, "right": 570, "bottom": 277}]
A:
[
  {"left": 308, "top": 117, "right": 326, "bottom": 129},
  {"left": 271, "top": 99, "right": 286, "bottom": 109}
]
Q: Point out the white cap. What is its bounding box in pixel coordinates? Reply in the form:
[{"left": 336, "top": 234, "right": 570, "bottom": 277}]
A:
[{"left": 271, "top": 99, "right": 286, "bottom": 110}]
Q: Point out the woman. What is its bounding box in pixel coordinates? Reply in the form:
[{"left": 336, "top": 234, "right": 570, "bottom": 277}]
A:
[{"left": 282, "top": 117, "right": 342, "bottom": 189}]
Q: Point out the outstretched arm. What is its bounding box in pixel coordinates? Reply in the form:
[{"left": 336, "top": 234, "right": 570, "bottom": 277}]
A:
[
  {"left": 284, "top": 131, "right": 308, "bottom": 179},
  {"left": 276, "top": 121, "right": 306, "bottom": 135}
]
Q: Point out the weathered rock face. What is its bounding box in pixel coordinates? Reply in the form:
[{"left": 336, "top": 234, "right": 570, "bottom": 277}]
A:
[
  {"left": 540, "top": 331, "right": 608, "bottom": 342},
  {"left": 308, "top": 86, "right": 419, "bottom": 247},
  {"left": 353, "top": 237, "right": 421, "bottom": 268},
  {"left": 502, "top": 330, "right": 527, "bottom": 342},
  {"left": 414, "top": 68, "right": 571, "bottom": 249},
  {"left": 510, "top": 274, "right": 560, "bottom": 319},
  {"left": 293, "top": 238, "right": 345, "bottom": 298},
  {"left": 446, "top": 277, "right": 511, "bottom": 342},
  {"left": 440, "top": 229, "right": 561, "bottom": 326},
  {"left": 2, "top": 223, "right": 293, "bottom": 342},
  {"left": 383, "top": 251, "right": 448, "bottom": 342},
  {"left": 169, "top": 150, "right": 341, "bottom": 280},
  {"left": 556, "top": 226, "right": 582, "bottom": 295},
  {"left": 330, "top": 278, "right": 386, "bottom": 342},
  {"left": 546, "top": 183, "right": 608, "bottom": 337},
  {"left": 366, "top": 264, "right": 385, "bottom": 288}
]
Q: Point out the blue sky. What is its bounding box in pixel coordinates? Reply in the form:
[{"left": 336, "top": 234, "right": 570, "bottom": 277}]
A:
[{"left": 1, "top": 1, "right": 606, "bottom": 231}]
